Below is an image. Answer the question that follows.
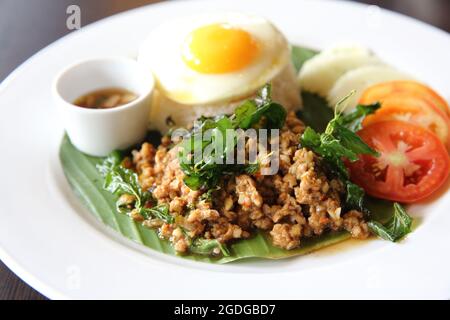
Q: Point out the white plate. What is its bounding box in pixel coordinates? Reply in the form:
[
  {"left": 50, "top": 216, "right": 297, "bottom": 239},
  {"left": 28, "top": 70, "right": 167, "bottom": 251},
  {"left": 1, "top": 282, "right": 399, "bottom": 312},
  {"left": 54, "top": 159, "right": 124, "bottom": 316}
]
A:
[{"left": 1, "top": 0, "right": 450, "bottom": 299}]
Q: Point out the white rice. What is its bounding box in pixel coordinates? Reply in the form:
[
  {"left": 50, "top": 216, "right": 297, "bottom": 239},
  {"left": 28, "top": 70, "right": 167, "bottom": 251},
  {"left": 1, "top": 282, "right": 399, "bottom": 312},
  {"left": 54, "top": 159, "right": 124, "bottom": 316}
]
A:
[{"left": 148, "top": 62, "right": 301, "bottom": 133}]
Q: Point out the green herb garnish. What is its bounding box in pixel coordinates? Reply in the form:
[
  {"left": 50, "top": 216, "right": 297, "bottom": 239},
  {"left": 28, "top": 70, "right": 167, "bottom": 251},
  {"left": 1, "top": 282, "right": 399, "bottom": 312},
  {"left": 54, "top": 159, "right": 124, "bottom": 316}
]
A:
[
  {"left": 141, "top": 204, "right": 173, "bottom": 223},
  {"left": 190, "top": 238, "right": 231, "bottom": 257},
  {"left": 179, "top": 84, "right": 285, "bottom": 191},
  {"left": 97, "top": 152, "right": 174, "bottom": 224},
  {"left": 98, "top": 153, "right": 232, "bottom": 255},
  {"left": 233, "top": 85, "right": 287, "bottom": 129},
  {"left": 177, "top": 226, "right": 230, "bottom": 257},
  {"left": 300, "top": 93, "right": 381, "bottom": 211},
  {"left": 368, "top": 203, "right": 413, "bottom": 242},
  {"left": 338, "top": 102, "right": 381, "bottom": 132}
]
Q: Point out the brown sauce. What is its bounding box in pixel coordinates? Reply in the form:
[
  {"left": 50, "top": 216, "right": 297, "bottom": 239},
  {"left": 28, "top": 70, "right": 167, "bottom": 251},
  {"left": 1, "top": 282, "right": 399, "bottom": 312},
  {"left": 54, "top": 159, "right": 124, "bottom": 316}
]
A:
[{"left": 74, "top": 87, "right": 138, "bottom": 109}]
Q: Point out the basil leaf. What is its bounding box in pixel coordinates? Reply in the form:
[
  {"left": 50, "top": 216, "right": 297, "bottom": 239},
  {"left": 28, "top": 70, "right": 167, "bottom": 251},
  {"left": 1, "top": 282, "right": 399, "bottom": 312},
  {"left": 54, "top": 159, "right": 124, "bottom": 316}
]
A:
[
  {"left": 142, "top": 204, "right": 173, "bottom": 224},
  {"left": 244, "top": 162, "right": 260, "bottom": 175},
  {"left": 234, "top": 87, "right": 286, "bottom": 130},
  {"left": 345, "top": 182, "right": 365, "bottom": 212},
  {"left": 368, "top": 203, "right": 413, "bottom": 242},
  {"left": 338, "top": 102, "right": 381, "bottom": 132},
  {"left": 262, "top": 102, "right": 287, "bottom": 129},
  {"left": 182, "top": 172, "right": 203, "bottom": 191},
  {"left": 300, "top": 99, "right": 380, "bottom": 211},
  {"left": 190, "top": 238, "right": 230, "bottom": 257},
  {"left": 234, "top": 100, "right": 258, "bottom": 129},
  {"left": 318, "top": 136, "right": 360, "bottom": 162},
  {"left": 300, "top": 127, "right": 321, "bottom": 147},
  {"left": 291, "top": 46, "right": 318, "bottom": 72},
  {"left": 98, "top": 153, "right": 173, "bottom": 223},
  {"left": 97, "top": 150, "right": 122, "bottom": 176},
  {"left": 329, "top": 122, "right": 379, "bottom": 159},
  {"left": 179, "top": 84, "right": 285, "bottom": 191},
  {"left": 103, "top": 165, "right": 143, "bottom": 203}
]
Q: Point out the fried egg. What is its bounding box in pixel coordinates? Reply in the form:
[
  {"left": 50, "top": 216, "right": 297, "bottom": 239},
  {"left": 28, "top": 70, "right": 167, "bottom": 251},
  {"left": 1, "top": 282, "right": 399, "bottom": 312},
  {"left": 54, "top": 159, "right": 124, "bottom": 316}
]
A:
[{"left": 137, "top": 13, "right": 300, "bottom": 131}]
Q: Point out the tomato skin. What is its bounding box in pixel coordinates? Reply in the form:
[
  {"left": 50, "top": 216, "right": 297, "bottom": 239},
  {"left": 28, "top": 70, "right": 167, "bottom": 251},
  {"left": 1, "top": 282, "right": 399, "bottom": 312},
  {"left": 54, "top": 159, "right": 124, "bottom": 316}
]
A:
[
  {"left": 359, "top": 80, "right": 450, "bottom": 117},
  {"left": 347, "top": 121, "right": 450, "bottom": 203},
  {"left": 362, "top": 93, "right": 450, "bottom": 147}
]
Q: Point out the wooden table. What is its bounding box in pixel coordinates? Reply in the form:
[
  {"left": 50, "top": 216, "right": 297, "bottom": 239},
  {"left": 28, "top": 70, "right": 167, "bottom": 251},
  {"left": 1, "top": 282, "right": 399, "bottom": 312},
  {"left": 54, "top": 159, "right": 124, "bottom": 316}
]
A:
[{"left": 0, "top": 0, "right": 448, "bottom": 300}]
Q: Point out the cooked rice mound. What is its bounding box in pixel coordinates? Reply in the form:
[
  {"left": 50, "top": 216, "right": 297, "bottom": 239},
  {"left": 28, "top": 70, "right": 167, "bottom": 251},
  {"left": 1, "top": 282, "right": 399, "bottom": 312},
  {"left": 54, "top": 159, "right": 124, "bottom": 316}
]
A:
[
  {"left": 126, "top": 112, "right": 369, "bottom": 254},
  {"left": 148, "top": 63, "right": 301, "bottom": 133}
]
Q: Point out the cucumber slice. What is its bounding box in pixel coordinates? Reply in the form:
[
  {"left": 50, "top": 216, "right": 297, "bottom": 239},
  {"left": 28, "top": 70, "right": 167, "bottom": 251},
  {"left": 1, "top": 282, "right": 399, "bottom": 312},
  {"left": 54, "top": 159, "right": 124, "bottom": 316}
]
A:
[
  {"left": 298, "top": 45, "right": 382, "bottom": 97},
  {"left": 328, "top": 65, "right": 412, "bottom": 112}
]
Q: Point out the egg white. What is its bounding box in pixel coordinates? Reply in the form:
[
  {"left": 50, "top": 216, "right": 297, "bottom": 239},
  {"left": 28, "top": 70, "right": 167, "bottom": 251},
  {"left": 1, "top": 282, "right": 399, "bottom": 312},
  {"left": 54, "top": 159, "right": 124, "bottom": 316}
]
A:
[{"left": 138, "top": 12, "right": 291, "bottom": 105}]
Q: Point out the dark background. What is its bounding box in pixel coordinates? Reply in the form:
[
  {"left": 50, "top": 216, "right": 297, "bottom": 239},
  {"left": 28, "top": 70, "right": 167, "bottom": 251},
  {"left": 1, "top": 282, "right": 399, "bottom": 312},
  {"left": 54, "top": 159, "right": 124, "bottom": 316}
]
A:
[{"left": 0, "top": 0, "right": 449, "bottom": 300}]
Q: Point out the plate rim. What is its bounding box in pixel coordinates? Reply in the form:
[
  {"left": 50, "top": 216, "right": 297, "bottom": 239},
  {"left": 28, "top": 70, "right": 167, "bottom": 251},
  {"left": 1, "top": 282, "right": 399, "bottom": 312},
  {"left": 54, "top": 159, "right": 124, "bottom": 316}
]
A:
[{"left": 1, "top": 0, "right": 450, "bottom": 299}]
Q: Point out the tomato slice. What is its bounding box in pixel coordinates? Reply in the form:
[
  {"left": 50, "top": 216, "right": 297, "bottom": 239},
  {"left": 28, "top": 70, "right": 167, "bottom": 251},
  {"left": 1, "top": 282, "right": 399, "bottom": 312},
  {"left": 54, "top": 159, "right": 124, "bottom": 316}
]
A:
[
  {"left": 347, "top": 120, "right": 450, "bottom": 203},
  {"left": 359, "top": 80, "right": 450, "bottom": 116},
  {"left": 362, "top": 93, "right": 450, "bottom": 147}
]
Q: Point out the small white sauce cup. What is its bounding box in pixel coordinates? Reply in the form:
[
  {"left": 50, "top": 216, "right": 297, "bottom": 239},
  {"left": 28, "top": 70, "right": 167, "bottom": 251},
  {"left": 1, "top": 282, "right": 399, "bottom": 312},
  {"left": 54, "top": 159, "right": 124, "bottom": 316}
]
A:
[{"left": 53, "top": 57, "right": 154, "bottom": 157}]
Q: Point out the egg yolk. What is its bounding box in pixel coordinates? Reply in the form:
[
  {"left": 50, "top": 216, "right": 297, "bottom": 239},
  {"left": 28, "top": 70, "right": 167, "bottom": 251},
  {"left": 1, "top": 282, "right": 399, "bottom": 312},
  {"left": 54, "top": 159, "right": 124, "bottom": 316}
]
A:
[{"left": 182, "top": 23, "right": 260, "bottom": 74}]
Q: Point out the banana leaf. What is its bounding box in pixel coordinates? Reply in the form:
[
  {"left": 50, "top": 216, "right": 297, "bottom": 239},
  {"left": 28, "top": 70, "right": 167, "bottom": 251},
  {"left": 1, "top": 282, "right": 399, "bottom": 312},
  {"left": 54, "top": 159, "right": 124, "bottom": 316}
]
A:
[{"left": 59, "top": 46, "right": 393, "bottom": 263}]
